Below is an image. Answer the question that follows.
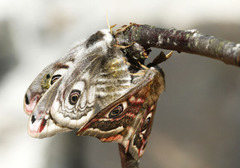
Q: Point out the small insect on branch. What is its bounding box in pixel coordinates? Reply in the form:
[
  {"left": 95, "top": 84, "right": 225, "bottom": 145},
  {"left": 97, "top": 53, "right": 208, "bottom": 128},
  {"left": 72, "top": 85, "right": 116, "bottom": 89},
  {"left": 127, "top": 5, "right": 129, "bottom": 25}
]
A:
[{"left": 115, "top": 23, "right": 240, "bottom": 67}]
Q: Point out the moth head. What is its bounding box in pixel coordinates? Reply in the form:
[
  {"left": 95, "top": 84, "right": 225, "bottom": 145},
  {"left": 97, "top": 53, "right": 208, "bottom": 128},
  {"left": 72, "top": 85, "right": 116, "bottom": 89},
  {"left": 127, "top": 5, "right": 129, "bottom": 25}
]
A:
[
  {"left": 85, "top": 29, "right": 114, "bottom": 52},
  {"left": 24, "top": 61, "right": 73, "bottom": 115}
]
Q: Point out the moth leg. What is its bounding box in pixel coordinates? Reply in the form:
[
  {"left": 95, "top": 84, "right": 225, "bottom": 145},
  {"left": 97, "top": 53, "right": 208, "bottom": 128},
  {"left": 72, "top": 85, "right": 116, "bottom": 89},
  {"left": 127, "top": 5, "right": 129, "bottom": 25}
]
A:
[
  {"left": 114, "top": 22, "right": 138, "bottom": 36},
  {"left": 127, "top": 61, "right": 148, "bottom": 76},
  {"left": 138, "top": 62, "right": 149, "bottom": 70},
  {"left": 114, "top": 42, "right": 135, "bottom": 49},
  {"left": 129, "top": 71, "right": 146, "bottom": 76}
]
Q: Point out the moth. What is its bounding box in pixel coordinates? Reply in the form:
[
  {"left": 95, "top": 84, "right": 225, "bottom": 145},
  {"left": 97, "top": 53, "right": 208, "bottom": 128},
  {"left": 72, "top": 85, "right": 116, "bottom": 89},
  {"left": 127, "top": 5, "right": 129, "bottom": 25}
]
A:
[
  {"left": 24, "top": 29, "right": 149, "bottom": 138},
  {"left": 77, "top": 65, "right": 165, "bottom": 160}
]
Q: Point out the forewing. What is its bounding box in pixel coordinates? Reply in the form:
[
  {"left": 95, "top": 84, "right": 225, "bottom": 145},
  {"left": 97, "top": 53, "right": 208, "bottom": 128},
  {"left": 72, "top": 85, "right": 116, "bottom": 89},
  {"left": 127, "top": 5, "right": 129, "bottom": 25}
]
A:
[
  {"left": 23, "top": 43, "right": 82, "bottom": 115},
  {"left": 50, "top": 51, "right": 103, "bottom": 129},
  {"left": 28, "top": 78, "right": 72, "bottom": 138}
]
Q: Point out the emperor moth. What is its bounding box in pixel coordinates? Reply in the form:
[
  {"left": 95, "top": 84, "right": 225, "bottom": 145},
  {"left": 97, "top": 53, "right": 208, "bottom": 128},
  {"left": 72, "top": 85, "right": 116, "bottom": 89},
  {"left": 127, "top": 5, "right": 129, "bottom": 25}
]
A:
[{"left": 24, "top": 29, "right": 148, "bottom": 138}]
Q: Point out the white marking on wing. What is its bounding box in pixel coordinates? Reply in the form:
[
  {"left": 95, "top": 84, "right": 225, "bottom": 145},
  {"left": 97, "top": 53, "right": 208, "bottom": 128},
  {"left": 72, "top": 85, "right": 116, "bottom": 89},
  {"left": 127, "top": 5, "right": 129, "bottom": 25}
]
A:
[
  {"left": 88, "top": 85, "right": 95, "bottom": 104},
  {"left": 83, "top": 126, "right": 124, "bottom": 135},
  {"left": 67, "top": 108, "right": 95, "bottom": 128},
  {"left": 72, "top": 81, "right": 85, "bottom": 92},
  {"left": 53, "top": 68, "right": 68, "bottom": 76},
  {"left": 51, "top": 106, "right": 95, "bottom": 129},
  {"left": 51, "top": 100, "right": 60, "bottom": 113},
  {"left": 80, "top": 91, "right": 87, "bottom": 109}
]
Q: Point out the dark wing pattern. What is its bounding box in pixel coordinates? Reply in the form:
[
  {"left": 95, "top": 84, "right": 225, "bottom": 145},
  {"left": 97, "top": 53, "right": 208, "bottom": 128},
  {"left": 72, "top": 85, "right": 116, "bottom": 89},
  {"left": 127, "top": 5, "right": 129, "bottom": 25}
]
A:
[{"left": 77, "top": 67, "right": 165, "bottom": 159}]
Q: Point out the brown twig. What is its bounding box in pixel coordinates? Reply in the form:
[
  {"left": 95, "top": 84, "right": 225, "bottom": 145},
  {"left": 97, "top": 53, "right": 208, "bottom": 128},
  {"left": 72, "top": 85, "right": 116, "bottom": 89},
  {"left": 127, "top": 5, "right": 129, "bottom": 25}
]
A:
[
  {"left": 115, "top": 24, "right": 240, "bottom": 67},
  {"left": 115, "top": 23, "right": 240, "bottom": 168},
  {"left": 118, "top": 144, "right": 139, "bottom": 168}
]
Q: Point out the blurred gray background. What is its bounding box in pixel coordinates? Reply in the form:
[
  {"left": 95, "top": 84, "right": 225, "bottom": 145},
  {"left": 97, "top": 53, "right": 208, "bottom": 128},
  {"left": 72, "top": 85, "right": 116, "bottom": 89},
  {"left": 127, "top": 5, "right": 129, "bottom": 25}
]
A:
[{"left": 0, "top": 0, "right": 240, "bottom": 168}]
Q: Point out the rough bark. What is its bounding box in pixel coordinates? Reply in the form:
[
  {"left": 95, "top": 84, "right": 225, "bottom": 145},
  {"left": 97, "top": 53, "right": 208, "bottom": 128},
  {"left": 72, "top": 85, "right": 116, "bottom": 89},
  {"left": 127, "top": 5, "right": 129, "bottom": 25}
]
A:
[{"left": 115, "top": 24, "right": 240, "bottom": 67}]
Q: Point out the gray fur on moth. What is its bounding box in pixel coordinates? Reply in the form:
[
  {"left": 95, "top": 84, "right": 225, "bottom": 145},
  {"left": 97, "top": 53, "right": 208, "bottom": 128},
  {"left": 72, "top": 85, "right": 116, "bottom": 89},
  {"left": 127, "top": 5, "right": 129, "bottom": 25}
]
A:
[{"left": 24, "top": 29, "right": 149, "bottom": 138}]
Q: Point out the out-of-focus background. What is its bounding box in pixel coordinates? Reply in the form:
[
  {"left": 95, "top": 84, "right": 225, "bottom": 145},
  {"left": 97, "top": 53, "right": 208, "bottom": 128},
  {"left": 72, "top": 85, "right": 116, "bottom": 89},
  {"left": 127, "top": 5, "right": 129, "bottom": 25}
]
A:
[{"left": 0, "top": 0, "right": 240, "bottom": 168}]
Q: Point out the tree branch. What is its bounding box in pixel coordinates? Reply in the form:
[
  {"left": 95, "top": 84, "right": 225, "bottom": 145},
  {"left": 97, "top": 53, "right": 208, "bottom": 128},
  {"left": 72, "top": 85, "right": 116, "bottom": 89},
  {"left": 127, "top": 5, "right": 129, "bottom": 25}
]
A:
[
  {"left": 114, "top": 23, "right": 240, "bottom": 168},
  {"left": 115, "top": 24, "right": 240, "bottom": 67},
  {"left": 118, "top": 144, "right": 139, "bottom": 168}
]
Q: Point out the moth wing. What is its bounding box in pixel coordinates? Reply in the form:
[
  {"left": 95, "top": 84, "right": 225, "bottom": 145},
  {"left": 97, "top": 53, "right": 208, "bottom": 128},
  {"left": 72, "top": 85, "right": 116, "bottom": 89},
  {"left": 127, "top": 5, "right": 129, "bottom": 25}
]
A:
[
  {"left": 23, "top": 39, "right": 88, "bottom": 116},
  {"left": 23, "top": 54, "right": 76, "bottom": 115},
  {"left": 26, "top": 29, "right": 117, "bottom": 137},
  {"left": 49, "top": 44, "right": 142, "bottom": 129},
  {"left": 127, "top": 104, "right": 157, "bottom": 160},
  {"left": 76, "top": 68, "right": 158, "bottom": 143},
  {"left": 125, "top": 67, "right": 165, "bottom": 159},
  {"left": 28, "top": 78, "right": 72, "bottom": 138},
  {"left": 50, "top": 51, "right": 104, "bottom": 129}
]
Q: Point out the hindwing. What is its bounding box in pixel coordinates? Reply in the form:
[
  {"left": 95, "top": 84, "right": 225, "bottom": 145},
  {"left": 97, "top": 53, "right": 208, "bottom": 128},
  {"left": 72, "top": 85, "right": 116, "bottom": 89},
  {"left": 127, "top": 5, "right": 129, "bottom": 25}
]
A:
[
  {"left": 77, "top": 67, "right": 165, "bottom": 148},
  {"left": 125, "top": 103, "right": 157, "bottom": 160}
]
